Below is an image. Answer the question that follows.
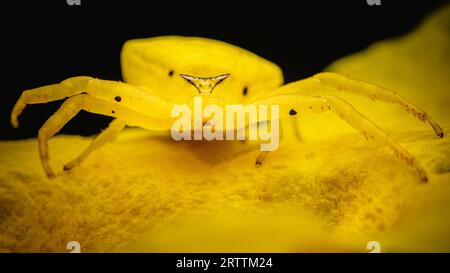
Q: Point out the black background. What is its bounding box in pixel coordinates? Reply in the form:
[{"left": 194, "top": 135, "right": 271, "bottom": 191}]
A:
[
  {"left": 1, "top": 0, "right": 447, "bottom": 140},
  {"left": 1, "top": 253, "right": 449, "bottom": 272},
  {"left": 0, "top": 253, "right": 449, "bottom": 273}
]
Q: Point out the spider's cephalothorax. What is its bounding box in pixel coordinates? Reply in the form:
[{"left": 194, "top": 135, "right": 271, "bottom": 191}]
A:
[{"left": 11, "top": 36, "right": 443, "bottom": 181}]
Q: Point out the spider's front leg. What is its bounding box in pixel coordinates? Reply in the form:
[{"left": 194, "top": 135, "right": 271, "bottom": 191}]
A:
[
  {"left": 251, "top": 94, "right": 429, "bottom": 182},
  {"left": 11, "top": 77, "right": 175, "bottom": 177},
  {"left": 62, "top": 118, "right": 126, "bottom": 171},
  {"left": 275, "top": 72, "right": 444, "bottom": 138}
]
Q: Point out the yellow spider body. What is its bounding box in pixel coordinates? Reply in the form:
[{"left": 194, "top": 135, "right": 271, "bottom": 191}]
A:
[
  {"left": 121, "top": 36, "right": 284, "bottom": 104},
  {"left": 11, "top": 36, "right": 443, "bottom": 181}
]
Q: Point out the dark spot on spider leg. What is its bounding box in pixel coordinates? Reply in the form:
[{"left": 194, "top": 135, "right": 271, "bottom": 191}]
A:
[
  {"left": 168, "top": 70, "right": 174, "bottom": 77},
  {"left": 111, "top": 110, "right": 115, "bottom": 114},
  {"left": 289, "top": 109, "right": 297, "bottom": 116},
  {"left": 243, "top": 86, "right": 248, "bottom": 96},
  {"left": 114, "top": 96, "right": 122, "bottom": 102}
]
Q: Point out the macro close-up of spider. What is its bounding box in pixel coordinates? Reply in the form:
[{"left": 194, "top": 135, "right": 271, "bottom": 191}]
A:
[
  {"left": 10, "top": 36, "right": 443, "bottom": 181},
  {"left": 1, "top": 1, "right": 450, "bottom": 258}
]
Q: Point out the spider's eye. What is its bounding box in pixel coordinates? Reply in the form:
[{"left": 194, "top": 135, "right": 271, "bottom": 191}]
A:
[
  {"left": 242, "top": 86, "right": 248, "bottom": 96},
  {"left": 168, "top": 70, "right": 174, "bottom": 77}
]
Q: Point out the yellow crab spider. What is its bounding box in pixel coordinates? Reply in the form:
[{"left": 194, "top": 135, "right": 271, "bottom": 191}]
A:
[{"left": 11, "top": 36, "right": 443, "bottom": 182}]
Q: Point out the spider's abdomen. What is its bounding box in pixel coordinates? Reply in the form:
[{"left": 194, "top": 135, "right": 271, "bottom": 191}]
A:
[{"left": 121, "top": 36, "right": 284, "bottom": 104}]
